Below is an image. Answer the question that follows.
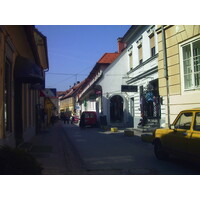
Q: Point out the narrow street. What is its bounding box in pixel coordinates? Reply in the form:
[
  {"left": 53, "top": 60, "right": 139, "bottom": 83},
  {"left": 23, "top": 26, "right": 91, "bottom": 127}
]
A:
[{"left": 60, "top": 122, "right": 200, "bottom": 175}]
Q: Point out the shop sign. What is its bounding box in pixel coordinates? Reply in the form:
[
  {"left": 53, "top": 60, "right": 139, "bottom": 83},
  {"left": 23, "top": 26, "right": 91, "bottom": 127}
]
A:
[{"left": 121, "top": 85, "right": 138, "bottom": 92}]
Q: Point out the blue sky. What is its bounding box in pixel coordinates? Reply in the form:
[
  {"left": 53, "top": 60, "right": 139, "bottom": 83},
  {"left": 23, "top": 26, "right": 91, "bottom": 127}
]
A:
[{"left": 36, "top": 25, "right": 131, "bottom": 91}]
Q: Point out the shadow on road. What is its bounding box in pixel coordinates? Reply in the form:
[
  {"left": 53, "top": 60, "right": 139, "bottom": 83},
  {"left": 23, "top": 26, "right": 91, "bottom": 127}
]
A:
[{"left": 62, "top": 123, "right": 200, "bottom": 175}]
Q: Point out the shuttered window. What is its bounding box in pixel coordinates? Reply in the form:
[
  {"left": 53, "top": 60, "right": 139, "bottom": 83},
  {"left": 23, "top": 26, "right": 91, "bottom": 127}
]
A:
[
  {"left": 150, "top": 34, "right": 155, "bottom": 57},
  {"left": 138, "top": 46, "right": 143, "bottom": 64}
]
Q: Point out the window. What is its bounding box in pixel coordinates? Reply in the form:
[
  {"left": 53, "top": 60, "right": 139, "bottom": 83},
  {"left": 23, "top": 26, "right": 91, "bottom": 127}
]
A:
[
  {"left": 182, "top": 38, "right": 200, "bottom": 90},
  {"left": 174, "top": 112, "right": 193, "bottom": 130},
  {"left": 194, "top": 112, "right": 200, "bottom": 131},
  {"left": 137, "top": 37, "right": 143, "bottom": 64},
  {"left": 129, "top": 52, "right": 133, "bottom": 69},
  {"left": 138, "top": 45, "right": 143, "bottom": 64},
  {"left": 150, "top": 34, "right": 155, "bottom": 57}
]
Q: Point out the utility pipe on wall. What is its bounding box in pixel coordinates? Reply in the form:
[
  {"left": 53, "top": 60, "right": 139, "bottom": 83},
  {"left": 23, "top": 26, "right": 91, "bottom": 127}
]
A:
[{"left": 161, "top": 25, "right": 170, "bottom": 127}]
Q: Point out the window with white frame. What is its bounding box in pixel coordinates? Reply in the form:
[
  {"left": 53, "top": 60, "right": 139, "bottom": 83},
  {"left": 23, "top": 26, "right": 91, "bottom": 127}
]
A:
[{"left": 182, "top": 38, "right": 200, "bottom": 90}]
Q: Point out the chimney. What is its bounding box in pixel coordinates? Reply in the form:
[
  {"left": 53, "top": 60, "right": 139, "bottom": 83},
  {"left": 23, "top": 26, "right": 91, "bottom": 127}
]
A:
[{"left": 117, "top": 37, "right": 126, "bottom": 53}]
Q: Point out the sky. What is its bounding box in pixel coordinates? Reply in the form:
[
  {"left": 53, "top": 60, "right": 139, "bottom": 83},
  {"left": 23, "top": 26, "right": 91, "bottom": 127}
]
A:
[{"left": 36, "top": 25, "right": 131, "bottom": 92}]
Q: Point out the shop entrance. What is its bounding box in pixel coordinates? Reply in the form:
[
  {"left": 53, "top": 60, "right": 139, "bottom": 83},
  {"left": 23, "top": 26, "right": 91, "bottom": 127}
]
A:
[
  {"left": 110, "top": 95, "right": 124, "bottom": 123},
  {"left": 140, "top": 79, "right": 161, "bottom": 120}
]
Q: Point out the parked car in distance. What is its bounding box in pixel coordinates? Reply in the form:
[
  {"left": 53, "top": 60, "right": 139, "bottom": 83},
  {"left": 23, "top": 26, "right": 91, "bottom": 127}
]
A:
[
  {"left": 79, "top": 111, "right": 98, "bottom": 128},
  {"left": 153, "top": 108, "right": 200, "bottom": 164}
]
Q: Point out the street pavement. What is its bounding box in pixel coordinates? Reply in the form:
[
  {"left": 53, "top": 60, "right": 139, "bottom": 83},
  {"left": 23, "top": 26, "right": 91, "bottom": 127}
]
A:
[
  {"left": 30, "top": 121, "right": 84, "bottom": 175},
  {"left": 29, "top": 120, "right": 200, "bottom": 175}
]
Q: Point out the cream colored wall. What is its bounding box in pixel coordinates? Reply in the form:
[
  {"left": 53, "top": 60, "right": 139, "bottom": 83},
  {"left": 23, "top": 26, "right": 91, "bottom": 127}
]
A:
[
  {"left": 5, "top": 26, "right": 35, "bottom": 61},
  {"left": 0, "top": 28, "right": 17, "bottom": 140},
  {"left": 34, "top": 31, "right": 48, "bottom": 70},
  {"left": 0, "top": 26, "right": 42, "bottom": 143},
  {"left": 157, "top": 25, "right": 200, "bottom": 125}
]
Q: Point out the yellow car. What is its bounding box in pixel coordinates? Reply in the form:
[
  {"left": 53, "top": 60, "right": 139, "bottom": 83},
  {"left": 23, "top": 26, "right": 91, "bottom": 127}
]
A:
[{"left": 153, "top": 108, "right": 200, "bottom": 163}]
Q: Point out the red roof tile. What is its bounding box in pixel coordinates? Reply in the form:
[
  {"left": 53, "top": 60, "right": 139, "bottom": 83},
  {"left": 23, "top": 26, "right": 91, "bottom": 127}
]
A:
[
  {"left": 61, "top": 80, "right": 86, "bottom": 99},
  {"left": 97, "top": 53, "right": 119, "bottom": 64}
]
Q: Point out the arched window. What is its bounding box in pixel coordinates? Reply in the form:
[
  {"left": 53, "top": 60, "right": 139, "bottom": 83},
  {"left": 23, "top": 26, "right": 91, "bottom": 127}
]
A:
[{"left": 110, "top": 95, "right": 123, "bottom": 123}]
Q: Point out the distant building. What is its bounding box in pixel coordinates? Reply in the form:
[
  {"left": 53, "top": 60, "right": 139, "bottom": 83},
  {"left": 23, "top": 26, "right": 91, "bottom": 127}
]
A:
[
  {"left": 60, "top": 80, "right": 85, "bottom": 117},
  {"left": 78, "top": 53, "right": 120, "bottom": 117},
  {"left": 40, "top": 88, "right": 58, "bottom": 125}
]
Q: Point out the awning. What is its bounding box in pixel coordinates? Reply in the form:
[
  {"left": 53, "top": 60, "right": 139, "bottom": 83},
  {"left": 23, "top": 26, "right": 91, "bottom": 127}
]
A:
[{"left": 14, "top": 56, "right": 44, "bottom": 84}]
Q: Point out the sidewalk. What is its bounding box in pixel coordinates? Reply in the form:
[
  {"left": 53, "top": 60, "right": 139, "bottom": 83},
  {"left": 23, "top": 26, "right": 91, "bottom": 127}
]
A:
[{"left": 29, "top": 121, "right": 84, "bottom": 175}]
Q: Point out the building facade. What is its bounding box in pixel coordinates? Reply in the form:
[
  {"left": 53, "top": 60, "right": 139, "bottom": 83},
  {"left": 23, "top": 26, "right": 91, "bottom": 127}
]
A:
[
  {"left": 157, "top": 25, "right": 200, "bottom": 126},
  {"left": 78, "top": 53, "right": 120, "bottom": 117},
  {"left": 0, "top": 25, "right": 48, "bottom": 147},
  {"left": 96, "top": 45, "right": 129, "bottom": 126},
  {"left": 60, "top": 80, "right": 85, "bottom": 117},
  {"left": 124, "top": 26, "right": 164, "bottom": 129},
  {"left": 96, "top": 26, "right": 163, "bottom": 129}
]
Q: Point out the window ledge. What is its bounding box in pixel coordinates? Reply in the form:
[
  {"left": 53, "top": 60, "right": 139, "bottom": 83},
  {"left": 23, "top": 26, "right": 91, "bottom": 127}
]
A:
[{"left": 127, "top": 53, "right": 158, "bottom": 75}]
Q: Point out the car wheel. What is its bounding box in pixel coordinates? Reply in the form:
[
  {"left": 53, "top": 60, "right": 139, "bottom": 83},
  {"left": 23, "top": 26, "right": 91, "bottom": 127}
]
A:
[{"left": 154, "top": 140, "right": 169, "bottom": 160}]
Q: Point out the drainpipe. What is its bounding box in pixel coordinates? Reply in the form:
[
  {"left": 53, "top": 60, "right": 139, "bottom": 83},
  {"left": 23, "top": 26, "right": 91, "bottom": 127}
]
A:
[{"left": 161, "top": 26, "right": 170, "bottom": 127}]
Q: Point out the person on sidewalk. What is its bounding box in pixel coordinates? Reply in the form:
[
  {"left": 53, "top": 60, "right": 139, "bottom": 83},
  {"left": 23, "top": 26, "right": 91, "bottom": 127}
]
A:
[
  {"left": 66, "top": 115, "right": 70, "bottom": 124},
  {"left": 63, "top": 114, "right": 67, "bottom": 124}
]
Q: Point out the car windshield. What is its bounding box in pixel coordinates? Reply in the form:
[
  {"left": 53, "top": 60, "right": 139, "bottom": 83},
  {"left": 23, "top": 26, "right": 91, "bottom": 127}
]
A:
[
  {"left": 85, "top": 113, "right": 95, "bottom": 118},
  {"left": 174, "top": 112, "right": 193, "bottom": 130}
]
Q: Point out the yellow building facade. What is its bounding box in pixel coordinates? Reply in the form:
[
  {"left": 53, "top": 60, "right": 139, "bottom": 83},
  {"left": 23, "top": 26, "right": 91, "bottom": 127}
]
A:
[
  {"left": 157, "top": 25, "right": 200, "bottom": 126},
  {"left": 0, "top": 26, "right": 48, "bottom": 147},
  {"left": 60, "top": 97, "right": 74, "bottom": 113}
]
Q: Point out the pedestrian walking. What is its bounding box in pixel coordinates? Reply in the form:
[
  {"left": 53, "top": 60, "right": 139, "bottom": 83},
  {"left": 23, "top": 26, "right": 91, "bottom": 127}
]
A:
[
  {"left": 71, "top": 115, "right": 74, "bottom": 124},
  {"left": 66, "top": 116, "right": 70, "bottom": 124},
  {"left": 63, "top": 115, "right": 66, "bottom": 124},
  {"left": 50, "top": 114, "right": 55, "bottom": 125}
]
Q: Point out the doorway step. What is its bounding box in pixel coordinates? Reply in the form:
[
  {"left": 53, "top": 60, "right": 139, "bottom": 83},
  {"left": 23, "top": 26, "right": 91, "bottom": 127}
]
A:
[{"left": 137, "top": 118, "right": 160, "bottom": 133}]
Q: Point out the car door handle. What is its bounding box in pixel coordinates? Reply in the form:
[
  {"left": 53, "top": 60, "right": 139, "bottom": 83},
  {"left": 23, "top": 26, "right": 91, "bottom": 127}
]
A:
[{"left": 182, "top": 132, "right": 188, "bottom": 136}]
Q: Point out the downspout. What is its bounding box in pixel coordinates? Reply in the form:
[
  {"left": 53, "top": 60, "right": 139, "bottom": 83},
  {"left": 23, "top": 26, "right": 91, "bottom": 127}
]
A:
[{"left": 161, "top": 26, "right": 170, "bottom": 127}]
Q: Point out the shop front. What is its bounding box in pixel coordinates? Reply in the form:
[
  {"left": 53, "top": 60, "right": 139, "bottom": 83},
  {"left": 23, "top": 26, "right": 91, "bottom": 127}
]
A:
[{"left": 138, "top": 79, "right": 161, "bottom": 127}]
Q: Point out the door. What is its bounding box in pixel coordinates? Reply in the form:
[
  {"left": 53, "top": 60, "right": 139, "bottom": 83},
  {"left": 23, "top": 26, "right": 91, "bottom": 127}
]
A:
[
  {"left": 163, "top": 112, "right": 193, "bottom": 155},
  {"left": 110, "top": 95, "right": 123, "bottom": 123},
  {"left": 188, "top": 112, "right": 200, "bottom": 161}
]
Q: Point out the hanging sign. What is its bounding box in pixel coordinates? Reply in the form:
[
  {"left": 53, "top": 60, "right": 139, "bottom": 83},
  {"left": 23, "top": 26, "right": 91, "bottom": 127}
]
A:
[{"left": 121, "top": 85, "right": 138, "bottom": 92}]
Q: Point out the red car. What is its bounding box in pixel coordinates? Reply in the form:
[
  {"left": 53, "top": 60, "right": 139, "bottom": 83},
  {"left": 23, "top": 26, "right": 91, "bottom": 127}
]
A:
[{"left": 79, "top": 111, "right": 98, "bottom": 128}]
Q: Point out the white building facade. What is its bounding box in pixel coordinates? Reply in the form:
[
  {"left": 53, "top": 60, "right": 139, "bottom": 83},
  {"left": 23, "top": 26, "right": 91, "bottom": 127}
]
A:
[
  {"left": 125, "top": 26, "right": 165, "bottom": 128},
  {"left": 97, "top": 26, "right": 165, "bottom": 128},
  {"left": 97, "top": 48, "right": 130, "bottom": 126}
]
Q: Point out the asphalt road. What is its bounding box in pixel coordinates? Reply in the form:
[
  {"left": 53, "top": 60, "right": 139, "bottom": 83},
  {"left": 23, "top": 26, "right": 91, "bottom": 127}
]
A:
[{"left": 62, "top": 123, "right": 200, "bottom": 175}]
